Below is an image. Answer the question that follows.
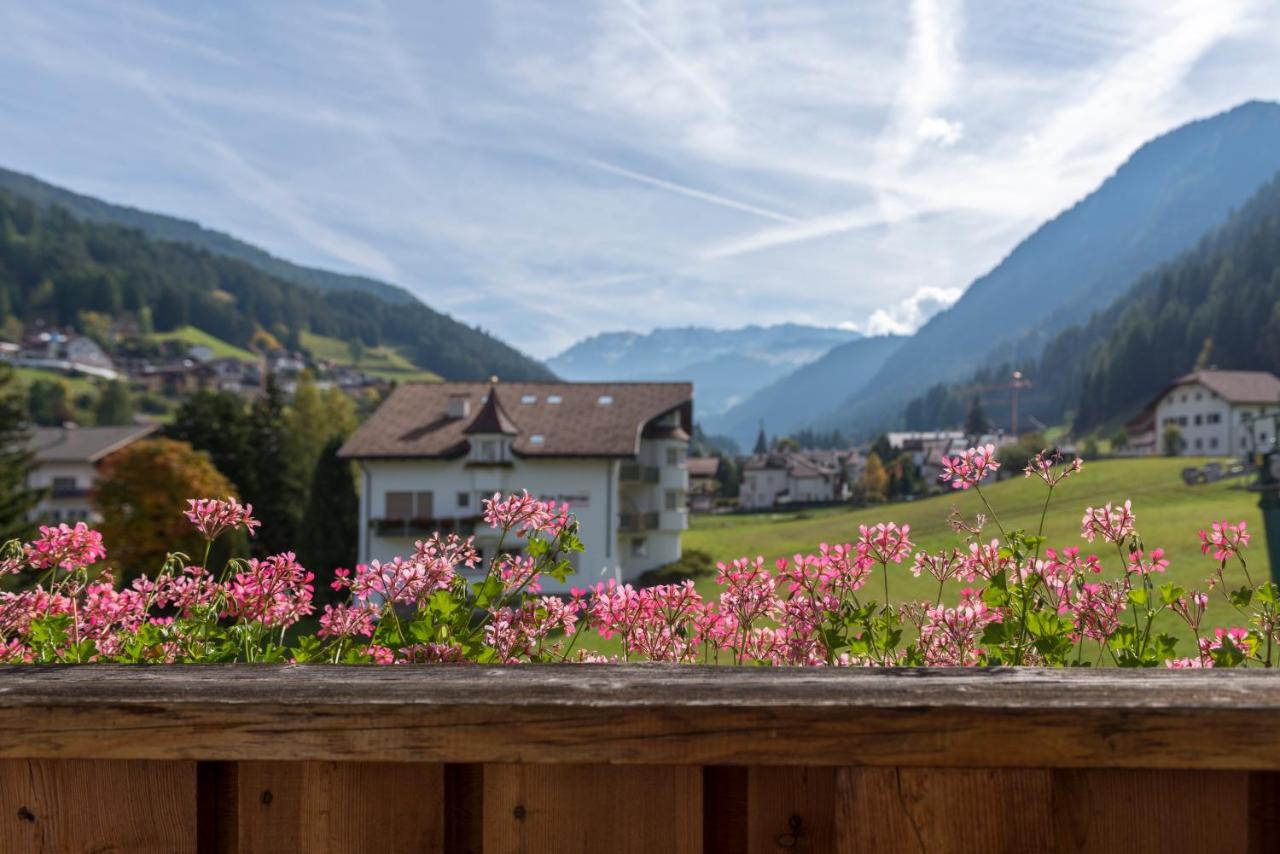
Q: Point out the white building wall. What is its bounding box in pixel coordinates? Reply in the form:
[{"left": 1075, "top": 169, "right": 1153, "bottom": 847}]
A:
[
  {"left": 1154, "top": 383, "right": 1280, "bottom": 455},
  {"left": 27, "top": 461, "right": 97, "bottom": 522},
  {"left": 740, "top": 468, "right": 787, "bottom": 509}
]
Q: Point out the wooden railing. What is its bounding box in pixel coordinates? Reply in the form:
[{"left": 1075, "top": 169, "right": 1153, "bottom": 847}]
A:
[{"left": 1, "top": 666, "right": 1279, "bottom": 852}]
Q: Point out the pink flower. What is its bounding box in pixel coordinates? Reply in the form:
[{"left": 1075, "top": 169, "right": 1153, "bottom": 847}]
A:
[
  {"left": 857, "top": 523, "right": 913, "bottom": 565},
  {"left": 938, "top": 444, "right": 1000, "bottom": 490},
  {"left": 225, "top": 552, "right": 315, "bottom": 628},
  {"left": 911, "top": 548, "right": 965, "bottom": 584},
  {"left": 1198, "top": 520, "right": 1250, "bottom": 563},
  {"left": 1023, "top": 450, "right": 1083, "bottom": 487},
  {"left": 317, "top": 603, "right": 377, "bottom": 639},
  {"left": 23, "top": 523, "right": 106, "bottom": 572},
  {"left": 1170, "top": 592, "right": 1208, "bottom": 632},
  {"left": 1080, "top": 501, "right": 1135, "bottom": 544},
  {"left": 184, "top": 497, "right": 260, "bottom": 542},
  {"left": 963, "top": 539, "right": 1010, "bottom": 581},
  {"left": 1166, "top": 657, "right": 1212, "bottom": 669},
  {"left": 482, "top": 491, "right": 571, "bottom": 539},
  {"left": 1125, "top": 548, "right": 1169, "bottom": 576}
]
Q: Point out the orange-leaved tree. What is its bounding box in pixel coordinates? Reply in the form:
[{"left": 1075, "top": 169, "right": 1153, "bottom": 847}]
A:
[{"left": 93, "top": 438, "right": 239, "bottom": 578}]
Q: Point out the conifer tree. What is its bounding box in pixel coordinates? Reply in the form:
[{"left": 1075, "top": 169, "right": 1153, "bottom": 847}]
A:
[
  {"left": 299, "top": 436, "right": 358, "bottom": 601},
  {"left": 0, "top": 364, "right": 42, "bottom": 541}
]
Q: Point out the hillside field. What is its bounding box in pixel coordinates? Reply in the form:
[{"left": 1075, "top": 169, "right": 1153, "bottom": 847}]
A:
[
  {"left": 299, "top": 331, "right": 440, "bottom": 383},
  {"left": 682, "top": 456, "right": 1266, "bottom": 633}
]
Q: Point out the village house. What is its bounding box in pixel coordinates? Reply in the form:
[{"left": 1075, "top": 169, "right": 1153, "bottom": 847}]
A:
[
  {"left": 23, "top": 424, "right": 158, "bottom": 524},
  {"left": 739, "top": 451, "right": 841, "bottom": 509},
  {"left": 339, "top": 381, "right": 693, "bottom": 590},
  {"left": 1128, "top": 369, "right": 1280, "bottom": 456},
  {"left": 685, "top": 456, "right": 721, "bottom": 513}
]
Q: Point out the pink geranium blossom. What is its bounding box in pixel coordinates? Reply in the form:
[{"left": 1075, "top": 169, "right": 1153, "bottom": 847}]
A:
[
  {"left": 184, "top": 497, "right": 260, "bottom": 542},
  {"left": 1199, "top": 520, "right": 1250, "bottom": 563},
  {"left": 939, "top": 444, "right": 1000, "bottom": 490},
  {"left": 1080, "top": 501, "right": 1135, "bottom": 544},
  {"left": 23, "top": 523, "right": 106, "bottom": 572}
]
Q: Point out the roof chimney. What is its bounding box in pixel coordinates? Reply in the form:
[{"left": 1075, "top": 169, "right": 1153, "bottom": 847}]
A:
[{"left": 447, "top": 394, "right": 471, "bottom": 419}]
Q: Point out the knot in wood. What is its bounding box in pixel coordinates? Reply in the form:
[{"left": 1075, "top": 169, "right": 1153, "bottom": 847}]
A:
[
  {"left": 513, "top": 804, "right": 527, "bottom": 820},
  {"left": 260, "top": 790, "right": 273, "bottom": 806},
  {"left": 16, "top": 806, "right": 35, "bottom": 823}
]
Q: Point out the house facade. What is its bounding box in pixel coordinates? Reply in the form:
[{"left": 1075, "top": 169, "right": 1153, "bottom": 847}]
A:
[
  {"left": 339, "top": 381, "right": 693, "bottom": 591},
  {"left": 1140, "top": 370, "right": 1280, "bottom": 456},
  {"left": 24, "top": 424, "right": 158, "bottom": 524},
  {"left": 739, "top": 451, "right": 840, "bottom": 509}
]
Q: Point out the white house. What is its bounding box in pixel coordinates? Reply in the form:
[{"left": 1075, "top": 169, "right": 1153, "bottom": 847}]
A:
[
  {"left": 339, "top": 381, "right": 693, "bottom": 590},
  {"left": 739, "top": 452, "right": 839, "bottom": 509},
  {"left": 23, "top": 424, "right": 158, "bottom": 524},
  {"left": 1138, "top": 370, "right": 1280, "bottom": 456}
]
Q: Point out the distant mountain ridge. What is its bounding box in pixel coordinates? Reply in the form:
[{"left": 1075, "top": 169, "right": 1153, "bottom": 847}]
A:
[
  {"left": 820, "top": 100, "right": 1280, "bottom": 436},
  {"left": 0, "top": 167, "right": 417, "bottom": 306},
  {"left": 706, "top": 334, "right": 906, "bottom": 448},
  {"left": 549, "top": 324, "right": 861, "bottom": 416}
]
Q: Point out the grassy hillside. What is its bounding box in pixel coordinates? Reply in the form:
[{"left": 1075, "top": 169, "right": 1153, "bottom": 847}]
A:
[
  {"left": 148, "top": 326, "right": 257, "bottom": 362},
  {"left": 685, "top": 457, "right": 1264, "bottom": 632},
  {"left": 299, "top": 331, "right": 440, "bottom": 383}
]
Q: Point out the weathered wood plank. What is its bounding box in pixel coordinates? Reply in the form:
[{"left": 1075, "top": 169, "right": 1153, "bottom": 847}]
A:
[
  {"left": 236, "top": 761, "right": 444, "bottom": 853},
  {"left": 484, "top": 763, "right": 701, "bottom": 854},
  {"left": 0, "top": 758, "right": 196, "bottom": 853},
  {"left": 1052, "top": 769, "right": 1249, "bottom": 853},
  {"left": 1, "top": 666, "right": 1279, "bottom": 769},
  {"left": 703, "top": 766, "right": 748, "bottom": 854},
  {"left": 746, "top": 767, "right": 1054, "bottom": 853}
]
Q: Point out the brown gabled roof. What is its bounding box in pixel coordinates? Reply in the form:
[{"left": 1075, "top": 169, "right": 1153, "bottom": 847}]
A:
[
  {"left": 1171, "top": 370, "right": 1280, "bottom": 404},
  {"left": 685, "top": 456, "right": 721, "bottom": 478},
  {"left": 339, "top": 382, "right": 693, "bottom": 460},
  {"left": 463, "top": 385, "right": 518, "bottom": 436},
  {"left": 25, "top": 424, "right": 158, "bottom": 463}
]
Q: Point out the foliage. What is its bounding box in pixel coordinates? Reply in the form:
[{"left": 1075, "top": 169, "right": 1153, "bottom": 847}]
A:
[
  {"left": 0, "top": 364, "right": 42, "bottom": 542},
  {"left": 964, "top": 395, "right": 990, "bottom": 437},
  {"left": 860, "top": 453, "right": 889, "bottom": 503},
  {"left": 244, "top": 376, "right": 305, "bottom": 556},
  {"left": 26, "top": 378, "right": 73, "bottom": 426},
  {"left": 92, "top": 439, "right": 237, "bottom": 576},
  {"left": 1162, "top": 424, "right": 1186, "bottom": 457},
  {"left": 93, "top": 380, "right": 133, "bottom": 426},
  {"left": 298, "top": 436, "right": 358, "bottom": 600},
  {"left": 0, "top": 188, "right": 553, "bottom": 381},
  {"left": 635, "top": 549, "right": 716, "bottom": 587},
  {"left": 1, "top": 452, "right": 1274, "bottom": 668}
]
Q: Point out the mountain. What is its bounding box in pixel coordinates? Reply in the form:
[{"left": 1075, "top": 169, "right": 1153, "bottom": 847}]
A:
[
  {"left": 0, "top": 167, "right": 416, "bottom": 306},
  {"left": 0, "top": 183, "right": 553, "bottom": 381},
  {"left": 705, "top": 335, "right": 906, "bottom": 448},
  {"left": 824, "top": 100, "right": 1280, "bottom": 435},
  {"left": 549, "top": 324, "right": 861, "bottom": 416}
]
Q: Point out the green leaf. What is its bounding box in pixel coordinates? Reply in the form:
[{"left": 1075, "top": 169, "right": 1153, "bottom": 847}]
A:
[
  {"left": 1159, "top": 584, "right": 1185, "bottom": 606},
  {"left": 1229, "top": 587, "right": 1254, "bottom": 609}
]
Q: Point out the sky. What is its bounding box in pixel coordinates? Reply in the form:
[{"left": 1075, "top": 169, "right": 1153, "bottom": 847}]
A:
[{"left": 2, "top": 1, "right": 1280, "bottom": 358}]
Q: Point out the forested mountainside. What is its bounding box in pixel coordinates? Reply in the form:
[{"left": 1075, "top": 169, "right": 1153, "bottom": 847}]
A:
[
  {"left": 904, "top": 169, "right": 1280, "bottom": 434},
  {"left": 0, "top": 188, "right": 552, "bottom": 381},
  {"left": 823, "top": 100, "right": 1280, "bottom": 436},
  {"left": 0, "top": 167, "right": 416, "bottom": 306}
]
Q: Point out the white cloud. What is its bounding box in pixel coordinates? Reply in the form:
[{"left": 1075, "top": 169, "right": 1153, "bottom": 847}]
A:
[
  {"left": 917, "top": 115, "right": 963, "bottom": 146},
  {"left": 849, "top": 286, "right": 964, "bottom": 336}
]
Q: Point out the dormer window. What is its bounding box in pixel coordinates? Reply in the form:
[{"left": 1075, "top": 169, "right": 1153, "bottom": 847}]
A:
[
  {"left": 547, "top": 394, "right": 562, "bottom": 404},
  {"left": 447, "top": 395, "right": 471, "bottom": 419},
  {"left": 597, "top": 395, "right": 613, "bottom": 406},
  {"left": 530, "top": 434, "right": 545, "bottom": 445},
  {"left": 521, "top": 394, "right": 537, "bottom": 405}
]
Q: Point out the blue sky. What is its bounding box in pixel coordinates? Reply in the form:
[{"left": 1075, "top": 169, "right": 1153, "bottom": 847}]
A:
[{"left": 3, "top": 1, "right": 1280, "bottom": 358}]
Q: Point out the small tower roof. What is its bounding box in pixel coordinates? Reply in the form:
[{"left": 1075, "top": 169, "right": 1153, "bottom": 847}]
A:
[{"left": 464, "top": 383, "right": 518, "bottom": 436}]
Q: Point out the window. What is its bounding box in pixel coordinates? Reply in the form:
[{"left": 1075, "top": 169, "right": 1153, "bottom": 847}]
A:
[
  {"left": 665, "top": 446, "right": 685, "bottom": 466},
  {"left": 530, "top": 434, "right": 545, "bottom": 445},
  {"left": 547, "top": 394, "right": 562, "bottom": 404},
  {"left": 631, "top": 538, "right": 648, "bottom": 558},
  {"left": 520, "top": 394, "right": 537, "bottom": 404},
  {"left": 1194, "top": 414, "right": 1202, "bottom": 426},
  {"left": 478, "top": 439, "right": 501, "bottom": 461},
  {"left": 665, "top": 490, "right": 684, "bottom": 511},
  {"left": 1195, "top": 392, "right": 1202, "bottom": 401},
  {"left": 1207, "top": 413, "right": 1221, "bottom": 424},
  {"left": 457, "top": 491, "right": 470, "bottom": 509},
  {"left": 52, "top": 476, "right": 77, "bottom": 492},
  {"left": 597, "top": 394, "right": 613, "bottom": 406},
  {"left": 1194, "top": 438, "right": 1203, "bottom": 450},
  {"left": 1210, "top": 437, "right": 1219, "bottom": 449},
  {"left": 385, "top": 491, "right": 433, "bottom": 521}
]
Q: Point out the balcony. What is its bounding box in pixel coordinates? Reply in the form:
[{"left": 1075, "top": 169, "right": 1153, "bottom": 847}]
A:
[
  {"left": 618, "top": 511, "right": 660, "bottom": 533},
  {"left": 371, "top": 516, "right": 479, "bottom": 537},
  {"left": 619, "top": 462, "right": 659, "bottom": 484},
  {"left": 659, "top": 509, "right": 688, "bottom": 531},
  {"left": 0, "top": 667, "right": 1273, "bottom": 852},
  {"left": 49, "top": 484, "right": 89, "bottom": 499}
]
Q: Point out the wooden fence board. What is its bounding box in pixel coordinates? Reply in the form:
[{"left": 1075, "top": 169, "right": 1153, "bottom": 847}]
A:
[
  {"left": 236, "top": 761, "right": 444, "bottom": 853},
  {"left": 1052, "top": 769, "right": 1249, "bottom": 853},
  {"left": 0, "top": 758, "right": 195, "bottom": 853},
  {"left": 484, "top": 763, "right": 702, "bottom": 854}
]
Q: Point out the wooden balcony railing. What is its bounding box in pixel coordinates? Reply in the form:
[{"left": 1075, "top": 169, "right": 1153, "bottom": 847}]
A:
[{"left": 1, "top": 666, "right": 1279, "bottom": 852}]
